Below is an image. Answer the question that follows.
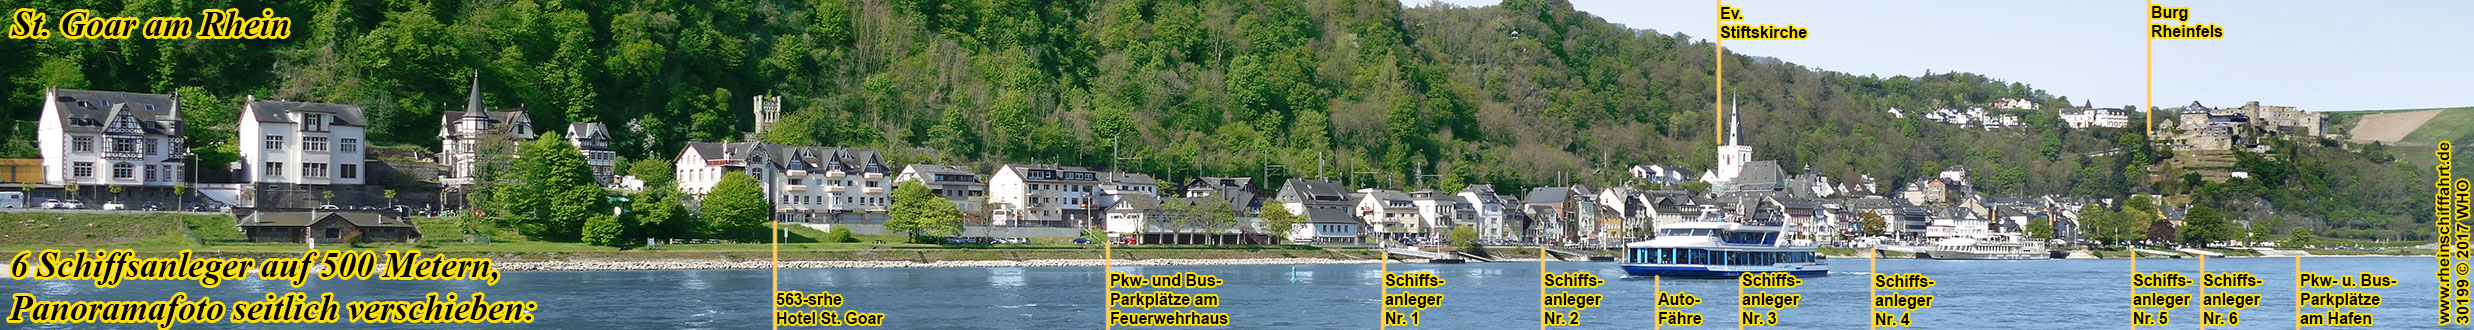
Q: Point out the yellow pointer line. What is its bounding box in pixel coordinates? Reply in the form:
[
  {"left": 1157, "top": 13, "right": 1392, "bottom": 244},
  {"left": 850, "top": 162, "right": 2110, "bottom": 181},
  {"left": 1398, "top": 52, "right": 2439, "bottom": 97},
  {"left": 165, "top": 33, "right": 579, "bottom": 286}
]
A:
[
  {"left": 2146, "top": 0, "right": 2154, "bottom": 137},
  {"left": 1541, "top": 246, "right": 1548, "bottom": 330},
  {"left": 2198, "top": 254, "right": 2206, "bottom": 330},
  {"left": 1382, "top": 251, "right": 1390, "bottom": 329},
  {"left": 1106, "top": 235, "right": 1113, "bottom": 330},
  {"left": 1714, "top": 0, "right": 1725, "bottom": 146},
  {"left": 771, "top": 224, "right": 779, "bottom": 330}
]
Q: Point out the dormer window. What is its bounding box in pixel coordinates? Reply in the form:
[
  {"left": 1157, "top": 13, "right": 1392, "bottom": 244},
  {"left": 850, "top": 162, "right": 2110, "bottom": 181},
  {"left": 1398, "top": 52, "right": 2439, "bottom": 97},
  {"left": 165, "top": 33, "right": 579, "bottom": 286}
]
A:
[
  {"left": 300, "top": 113, "right": 328, "bottom": 132},
  {"left": 111, "top": 116, "right": 140, "bottom": 130}
]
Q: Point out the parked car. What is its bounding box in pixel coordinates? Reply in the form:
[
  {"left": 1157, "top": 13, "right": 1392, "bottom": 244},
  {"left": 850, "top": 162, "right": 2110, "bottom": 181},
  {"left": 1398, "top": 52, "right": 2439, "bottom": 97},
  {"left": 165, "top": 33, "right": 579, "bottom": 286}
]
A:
[
  {"left": 41, "top": 199, "right": 61, "bottom": 209},
  {"left": 318, "top": 205, "right": 341, "bottom": 210},
  {"left": 101, "top": 201, "right": 125, "bottom": 210},
  {"left": 60, "top": 200, "right": 85, "bottom": 209}
]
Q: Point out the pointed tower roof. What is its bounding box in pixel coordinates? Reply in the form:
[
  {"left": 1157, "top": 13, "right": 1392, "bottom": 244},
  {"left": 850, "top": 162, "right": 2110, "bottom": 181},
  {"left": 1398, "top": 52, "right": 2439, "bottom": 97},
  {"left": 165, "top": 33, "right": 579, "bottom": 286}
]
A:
[
  {"left": 1727, "top": 94, "right": 1742, "bottom": 146},
  {"left": 462, "top": 70, "right": 486, "bottom": 118}
]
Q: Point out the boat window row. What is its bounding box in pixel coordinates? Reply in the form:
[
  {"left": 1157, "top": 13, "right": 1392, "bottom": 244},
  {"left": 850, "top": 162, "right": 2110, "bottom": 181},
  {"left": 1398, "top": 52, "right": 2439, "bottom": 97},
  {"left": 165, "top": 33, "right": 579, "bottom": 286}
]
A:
[
  {"left": 1628, "top": 248, "right": 1814, "bottom": 265},
  {"left": 1720, "top": 232, "right": 1778, "bottom": 245}
]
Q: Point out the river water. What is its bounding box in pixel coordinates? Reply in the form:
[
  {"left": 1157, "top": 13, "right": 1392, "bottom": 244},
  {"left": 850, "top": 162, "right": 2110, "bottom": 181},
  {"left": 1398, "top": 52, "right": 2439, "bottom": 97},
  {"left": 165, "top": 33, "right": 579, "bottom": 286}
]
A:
[{"left": 2, "top": 257, "right": 2451, "bottom": 329}]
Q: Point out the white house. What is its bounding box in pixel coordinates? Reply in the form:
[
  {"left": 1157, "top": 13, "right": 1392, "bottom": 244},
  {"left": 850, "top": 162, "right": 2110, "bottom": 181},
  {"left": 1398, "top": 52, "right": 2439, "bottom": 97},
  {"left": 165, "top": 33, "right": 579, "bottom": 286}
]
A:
[
  {"left": 38, "top": 88, "right": 185, "bottom": 189},
  {"left": 1278, "top": 179, "right": 1359, "bottom": 244},
  {"left": 437, "top": 77, "right": 535, "bottom": 187},
  {"left": 238, "top": 96, "right": 368, "bottom": 186},
  {"left": 1099, "top": 172, "right": 1159, "bottom": 210},
  {"left": 566, "top": 123, "right": 617, "bottom": 186},
  {"left": 895, "top": 164, "right": 986, "bottom": 212},
  {"left": 672, "top": 141, "right": 755, "bottom": 198},
  {"left": 1456, "top": 184, "right": 1510, "bottom": 241},
  {"left": 987, "top": 164, "right": 1106, "bottom": 227},
  {"left": 1103, "top": 194, "right": 1160, "bottom": 236}
]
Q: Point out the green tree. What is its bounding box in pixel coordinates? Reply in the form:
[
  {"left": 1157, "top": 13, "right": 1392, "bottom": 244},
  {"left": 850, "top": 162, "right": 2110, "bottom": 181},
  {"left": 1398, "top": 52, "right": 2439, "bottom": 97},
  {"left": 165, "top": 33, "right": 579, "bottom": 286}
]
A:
[
  {"left": 826, "top": 226, "right": 859, "bottom": 243},
  {"left": 1259, "top": 202, "right": 1301, "bottom": 243},
  {"left": 2026, "top": 218, "right": 2054, "bottom": 240},
  {"left": 1450, "top": 225, "right": 1481, "bottom": 253},
  {"left": 497, "top": 132, "right": 604, "bottom": 241},
  {"left": 929, "top": 108, "right": 982, "bottom": 158},
  {"left": 2249, "top": 215, "right": 2284, "bottom": 243},
  {"left": 1189, "top": 197, "right": 1240, "bottom": 245},
  {"left": 700, "top": 172, "right": 772, "bottom": 241},
  {"left": 886, "top": 179, "right": 963, "bottom": 243},
  {"left": 627, "top": 157, "right": 676, "bottom": 189},
  {"left": 2179, "top": 205, "right": 2233, "bottom": 247},
  {"left": 632, "top": 189, "right": 696, "bottom": 239},
  {"left": 1858, "top": 211, "right": 1888, "bottom": 237},
  {"left": 2078, "top": 204, "right": 2134, "bottom": 246},
  {"left": 2145, "top": 216, "right": 2178, "bottom": 245},
  {"left": 1681, "top": 182, "right": 1711, "bottom": 195},
  {"left": 581, "top": 214, "right": 627, "bottom": 247}
]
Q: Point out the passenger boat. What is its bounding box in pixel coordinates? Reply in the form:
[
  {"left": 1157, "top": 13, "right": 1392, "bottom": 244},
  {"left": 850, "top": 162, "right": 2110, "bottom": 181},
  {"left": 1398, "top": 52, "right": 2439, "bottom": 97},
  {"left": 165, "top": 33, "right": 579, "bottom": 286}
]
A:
[
  {"left": 1923, "top": 233, "right": 2050, "bottom": 260},
  {"left": 1620, "top": 219, "right": 1828, "bottom": 278}
]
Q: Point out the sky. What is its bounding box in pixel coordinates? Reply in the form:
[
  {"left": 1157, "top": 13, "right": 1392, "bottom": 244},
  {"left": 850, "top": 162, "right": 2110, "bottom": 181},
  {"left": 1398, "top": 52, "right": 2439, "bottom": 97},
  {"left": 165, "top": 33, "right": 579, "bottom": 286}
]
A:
[{"left": 1402, "top": 0, "right": 2474, "bottom": 111}]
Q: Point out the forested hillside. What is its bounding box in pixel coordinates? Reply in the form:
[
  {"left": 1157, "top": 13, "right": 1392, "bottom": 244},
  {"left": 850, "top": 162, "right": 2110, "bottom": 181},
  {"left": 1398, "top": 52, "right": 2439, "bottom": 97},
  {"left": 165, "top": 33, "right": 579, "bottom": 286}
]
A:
[{"left": 0, "top": 0, "right": 2436, "bottom": 239}]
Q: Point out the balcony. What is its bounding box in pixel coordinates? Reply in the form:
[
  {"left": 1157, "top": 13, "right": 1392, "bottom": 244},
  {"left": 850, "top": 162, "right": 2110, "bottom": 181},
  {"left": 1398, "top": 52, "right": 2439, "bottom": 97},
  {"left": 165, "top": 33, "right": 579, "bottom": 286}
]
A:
[
  {"left": 863, "top": 172, "right": 883, "bottom": 180},
  {"left": 786, "top": 184, "right": 807, "bottom": 193},
  {"left": 823, "top": 185, "right": 846, "bottom": 193},
  {"left": 863, "top": 186, "right": 884, "bottom": 194},
  {"left": 104, "top": 151, "right": 145, "bottom": 160},
  {"left": 786, "top": 169, "right": 807, "bottom": 177}
]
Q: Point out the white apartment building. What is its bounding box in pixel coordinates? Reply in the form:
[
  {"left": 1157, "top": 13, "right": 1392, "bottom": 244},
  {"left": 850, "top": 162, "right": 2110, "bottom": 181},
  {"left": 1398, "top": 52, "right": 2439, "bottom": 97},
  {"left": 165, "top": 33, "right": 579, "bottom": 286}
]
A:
[
  {"left": 38, "top": 88, "right": 186, "bottom": 188},
  {"left": 674, "top": 142, "right": 892, "bottom": 223},
  {"left": 1357, "top": 189, "right": 1419, "bottom": 241},
  {"left": 1408, "top": 190, "right": 1462, "bottom": 239},
  {"left": 987, "top": 164, "right": 1106, "bottom": 227},
  {"left": 895, "top": 164, "right": 986, "bottom": 212},
  {"left": 238, "top": 96, "right": 368, "bottom": 186},
  {"left": 2060, "top": 107, "right": 2131, "bottom": 129}
]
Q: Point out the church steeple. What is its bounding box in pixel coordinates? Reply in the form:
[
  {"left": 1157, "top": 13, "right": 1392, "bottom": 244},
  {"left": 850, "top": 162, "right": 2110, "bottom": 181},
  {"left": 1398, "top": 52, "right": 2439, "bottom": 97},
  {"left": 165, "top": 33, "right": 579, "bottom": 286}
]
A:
[
  {"left": 1727, "top": 94, "right": 1741, "bottom": 146},
  {"left": 463, "top": 70, "right": 486, "bottom": 117}
]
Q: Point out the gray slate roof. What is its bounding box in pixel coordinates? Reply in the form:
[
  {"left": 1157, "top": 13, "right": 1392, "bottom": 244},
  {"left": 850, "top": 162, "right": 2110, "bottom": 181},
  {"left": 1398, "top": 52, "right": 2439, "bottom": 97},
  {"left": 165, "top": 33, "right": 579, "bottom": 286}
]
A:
[
  {"left": 1525, "top": 187, "right": 1569, "bottom": 205},
  {"left": 247, "top": 98, "right": 368, "bottom": 126},
  {"left": 48, "top": 88, "right": 181, "bottom": 135}
]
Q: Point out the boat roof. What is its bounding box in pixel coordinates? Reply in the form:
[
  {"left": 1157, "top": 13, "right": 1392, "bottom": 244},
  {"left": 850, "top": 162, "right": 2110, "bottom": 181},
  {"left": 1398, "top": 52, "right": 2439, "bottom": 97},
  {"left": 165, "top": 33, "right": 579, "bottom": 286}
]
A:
[{"left": 1659, "top": 220, "right": 1785, "bottom": 232}]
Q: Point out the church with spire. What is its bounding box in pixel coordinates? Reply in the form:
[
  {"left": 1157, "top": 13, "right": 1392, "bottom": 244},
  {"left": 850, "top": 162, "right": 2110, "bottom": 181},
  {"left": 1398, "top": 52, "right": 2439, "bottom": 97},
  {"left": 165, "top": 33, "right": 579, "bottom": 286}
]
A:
[{"left": 1702, "top": 96, "right": 1791, "bottom": 194}]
